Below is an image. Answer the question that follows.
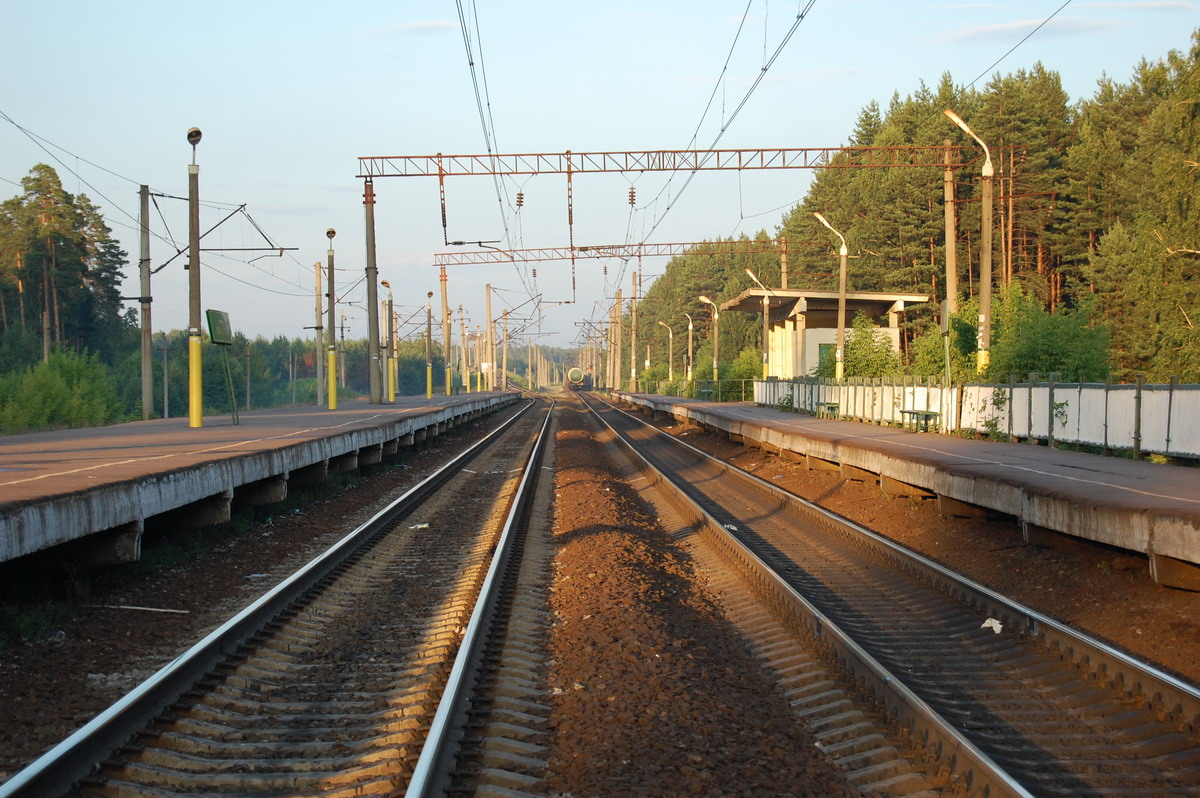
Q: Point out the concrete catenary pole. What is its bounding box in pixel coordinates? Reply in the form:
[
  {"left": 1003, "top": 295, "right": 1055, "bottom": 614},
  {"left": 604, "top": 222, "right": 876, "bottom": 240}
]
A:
[
  {"left": 186, "top": 128, "right": 203, "bottom": 428},
  {"left": 138, "top": 185, "right": 152, "bottom": 420},
  {"left": 363, "top": 179, "right": 382, "bottom": 403},
  {"left": 326, "top": 228, "right": 337, "bottom": 410}
]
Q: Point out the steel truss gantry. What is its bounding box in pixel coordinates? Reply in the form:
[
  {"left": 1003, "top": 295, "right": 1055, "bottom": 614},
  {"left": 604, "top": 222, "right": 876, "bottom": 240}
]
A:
[{"left": 358, "top": 146, "right": 970, "bottom": 178}]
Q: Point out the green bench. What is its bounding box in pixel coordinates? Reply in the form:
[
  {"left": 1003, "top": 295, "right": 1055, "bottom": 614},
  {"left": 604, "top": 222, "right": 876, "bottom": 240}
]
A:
[{"left": 899, "top": 409, "right": 939, "bottom": 432}]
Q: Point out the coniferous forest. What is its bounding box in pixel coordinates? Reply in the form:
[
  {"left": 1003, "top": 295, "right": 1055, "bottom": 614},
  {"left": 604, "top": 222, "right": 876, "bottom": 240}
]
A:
[{"left": 1, "top": 31, "right": 1197, "bottom": 431}]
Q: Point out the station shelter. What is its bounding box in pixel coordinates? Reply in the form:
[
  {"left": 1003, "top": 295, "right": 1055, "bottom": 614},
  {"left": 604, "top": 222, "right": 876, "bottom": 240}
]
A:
[{"left": 719, "top": 288, "right": 929, "bottom": 379}]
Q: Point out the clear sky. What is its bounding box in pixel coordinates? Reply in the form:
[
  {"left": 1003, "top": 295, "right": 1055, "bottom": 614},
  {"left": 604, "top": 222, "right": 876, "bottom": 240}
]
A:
[{"left": 1, "top": 1, "right": 1194, "bottom": 351}]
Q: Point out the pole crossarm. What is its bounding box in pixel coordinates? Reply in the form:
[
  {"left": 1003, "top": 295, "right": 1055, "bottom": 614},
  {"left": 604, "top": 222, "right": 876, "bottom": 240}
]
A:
[
  {"left": 359, "top": 146, "right": 969, "bottom": 178},
  {"left": 435, "top": 239, "right": 783, "bottom": 266}
]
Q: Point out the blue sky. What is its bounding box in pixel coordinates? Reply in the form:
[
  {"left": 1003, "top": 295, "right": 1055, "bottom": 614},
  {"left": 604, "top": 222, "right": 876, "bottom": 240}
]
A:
[{"left": 1, "top": 1, "right": 1195, "bottom": 350}]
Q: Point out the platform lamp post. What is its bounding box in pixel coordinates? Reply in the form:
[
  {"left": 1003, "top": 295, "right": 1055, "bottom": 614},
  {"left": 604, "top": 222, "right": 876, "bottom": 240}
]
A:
[
  {"left": 658, "top": 320, "right": 674, "bottom": 381},
  {"left": 745, "top": 267, "right": 772, "bottom": 379},
  {"left": 813, "top": 212, "right": 848, "bottom": 381},
  {"left": 186, "top": 127, "right": 203, "bottom": 428},
  {"left": 698, "top": 296, "right": 719, "bottom": 383},
  {"left": 325, "top": 228, "right": 338, "bottom": 410},
  {"left": 381, "top": 280, "right": 395, "bottom": 402},
  {"left": 425, "top": 291, "right": 434, "bottom": 399},
  {"left": 944, "top": 109, "right": 994, "bottom": 375}
]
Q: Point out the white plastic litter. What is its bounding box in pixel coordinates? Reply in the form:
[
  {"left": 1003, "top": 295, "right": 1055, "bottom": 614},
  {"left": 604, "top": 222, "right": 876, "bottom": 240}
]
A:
[{"left": 981, "top": 617, "right": 1003, "bottom": 634}]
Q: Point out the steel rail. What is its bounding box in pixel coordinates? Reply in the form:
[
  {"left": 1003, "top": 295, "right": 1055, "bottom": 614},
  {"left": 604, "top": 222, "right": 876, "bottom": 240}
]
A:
[
  {"left": 601, "top": 397, "right": 1200, "bottom": 734},
  {"left": 0, "top": 399, "right": 534, "bottom": 798},
  {"left": 404, "top": 400, "right": 554, "bottom": 797},
  {"left": 582, "top": 393, "right": 1032, "bottom": 797}
]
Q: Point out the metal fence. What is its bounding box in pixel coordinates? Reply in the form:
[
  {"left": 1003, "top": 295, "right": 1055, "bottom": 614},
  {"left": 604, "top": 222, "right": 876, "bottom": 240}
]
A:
[{"left": 753, "top": 376, "right": 1200, "bottom": 459}]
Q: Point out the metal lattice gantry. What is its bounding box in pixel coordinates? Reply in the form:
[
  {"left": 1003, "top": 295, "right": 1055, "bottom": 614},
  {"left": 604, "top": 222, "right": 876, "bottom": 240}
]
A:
[
  {"left": 432, "top": 239, "right": 785, "bottom": 267},
  {"left": 357, "top": 146, "right": 970, "bottom": 178},
  {"left": 356, "top": 145, "right": 977, "bottom": 404}
]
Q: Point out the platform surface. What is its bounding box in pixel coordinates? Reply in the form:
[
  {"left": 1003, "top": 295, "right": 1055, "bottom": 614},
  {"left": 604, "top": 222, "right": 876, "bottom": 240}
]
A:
[
  {"left": 618, "top": 393, "right": 1200, "bottom": 572},
  {"left": 0, "top": 395, "right": 511, "bottom": 510}
]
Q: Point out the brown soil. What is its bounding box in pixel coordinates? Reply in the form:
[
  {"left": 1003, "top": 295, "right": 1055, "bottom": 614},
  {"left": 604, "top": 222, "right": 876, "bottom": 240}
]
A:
[
  {"left": 545, "top": 402, "right": 856, "bottom": 797},
  {"left": 633, "top": 408, "right": 1200, "bottom": 688}
]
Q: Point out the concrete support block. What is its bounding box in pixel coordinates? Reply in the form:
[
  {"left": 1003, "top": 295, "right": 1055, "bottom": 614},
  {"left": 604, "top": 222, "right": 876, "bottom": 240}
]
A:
[
  {"left": 289, "top": 461, "right": 328, "bottom": 489},
  {"left": 880, "top": 475, "right": 934, "bottom": 499},
  {"left": 382, "top": 438, "right": 399, "bottom": 456},
  {"left": 414, "top": 429, "right": 428, "bottom": 444},
  {"left": 359, "top": 444, "right": 383, "bottom": 466},
  {"left": 75, "top": 520, "right": 143, "bottom": 567},
  {"left": 780, "top": 448, "right": 805, "bottom": 464},
  {"left": 400, "top": 432, "right": 416, "bottom": 447},
  {"left": 233, "top": 475, "right": 288, "bottom": 507},
  {"left": 1022, "top": 521, "right": 1073, "bottom": 548},
  {"left": 806, "top": 455, "right": 841, "bottom": 473},
  {"left": 1150, "top": 553, "right": 1200, "bottom": 591},
  {"left": 329, "top": 452, "right": 359, "bottom": 473},
  {"left": 841, "top": 463, "right": 877, "bottom": 483},
  {"left": 157, "top": 489, "right": 232, "bottom": 531},
  {"left": 937, "top": 494, "right": 990, "bottom": 519}
]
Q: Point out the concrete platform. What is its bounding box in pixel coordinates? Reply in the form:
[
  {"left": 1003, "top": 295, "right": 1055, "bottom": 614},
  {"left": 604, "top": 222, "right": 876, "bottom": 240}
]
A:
[
  {"left": 0, "top": 393, "right": 519, "bottom": 567},
  {"left": 616, "top": 392, "right": 1200, "bottom": 590}
]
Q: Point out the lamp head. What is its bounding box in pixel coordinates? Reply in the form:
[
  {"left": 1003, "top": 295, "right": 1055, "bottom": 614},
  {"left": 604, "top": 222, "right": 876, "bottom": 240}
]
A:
[
  {"left": 186, "top": 127, "right": 202, "bottom": 146},
  {"left": 326, "top": 228, "right": 336, "bottom": 240},
  {"left": 943, "top": 109, "right": 970, "bottom": 135}
]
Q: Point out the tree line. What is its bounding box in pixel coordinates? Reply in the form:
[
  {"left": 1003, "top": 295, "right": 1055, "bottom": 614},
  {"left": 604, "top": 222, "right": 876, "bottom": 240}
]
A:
[
  {"left": 629, "top": 30, "right": 1198, "bottom": 387},
  {"left": 0, "top": 164, "right": 568, "bottom": 433}
]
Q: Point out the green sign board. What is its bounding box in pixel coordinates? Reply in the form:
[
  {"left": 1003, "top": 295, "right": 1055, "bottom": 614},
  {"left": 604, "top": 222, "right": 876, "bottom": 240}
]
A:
[{"left": 206, "top": 309, "right": 233, "bottom": 346}]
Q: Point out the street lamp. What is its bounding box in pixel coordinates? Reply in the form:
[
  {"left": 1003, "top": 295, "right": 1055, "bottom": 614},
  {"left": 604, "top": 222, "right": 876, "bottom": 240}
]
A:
[
  {"left": 745, "top": 267, "right": 772, "bottom": 379},
  {"left": 326, "top": 228, "right": 337, "bottom": 410},
  {"left": 944, "top": 109, "right": 994, "bottom": 375},
  {"left": 426, "top": 291, "right": 434, "bottom": 399},
  {"left": 813, "top": 212, "right": 848, "bottom": 381},
  {"left": 186, "top": 127, "right": 203, "bottom": 428},
  {"left": 698, "top": 295, "right": 719, "bottom": 383},
  {"left": 683, "top": 313, "right": 695, "bottom": 382},
  {"left": 381, "top": 279, "right": 395, "bottom": 402},
  {"left": 658, "top": 320, "right": 674, "bottom": 381}
]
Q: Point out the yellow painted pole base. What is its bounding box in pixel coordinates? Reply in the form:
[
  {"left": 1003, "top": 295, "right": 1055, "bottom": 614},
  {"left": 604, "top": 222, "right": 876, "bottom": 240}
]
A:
[
  {"left": 327, "top": 349, "right": 338, "bottom": 410},
  {"left": 188, "top": 335, "right": 203, "bottom": 428}
]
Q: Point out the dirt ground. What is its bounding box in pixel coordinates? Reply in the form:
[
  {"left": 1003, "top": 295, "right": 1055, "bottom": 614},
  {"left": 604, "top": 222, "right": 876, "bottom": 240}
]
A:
[
  {"left": 545, "top": 402, "right": 857, "bottom": 797},
  {"left": 633, "top": 408, "right": 1200, "bottom": 688}
]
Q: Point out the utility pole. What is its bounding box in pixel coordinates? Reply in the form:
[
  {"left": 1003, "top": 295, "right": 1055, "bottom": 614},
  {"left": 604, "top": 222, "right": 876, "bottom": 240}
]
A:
[
  {"left": 186, "top": 127, "right": 203, "bottom": 428},
  {"left": 459, "top": 306, "right": 469, "bottom": 393},
  {"left": 485, "top": 284, "right": 494, "bottom": 391},
  {"left": 425, "top": 291, "right": 434, "bottom": 399},
  {"left": 501, "top": 309, "right": 509, "bottom": 390},
  {"left": 363, "top": 179, "right": 382, "bottom": 403},
  {"left": 326, "top": 228, "right": 337, "bottom": 409},
  {"left": 630, "top": 267, "right": 639, "bottom": 391},
  {"left": 440, "top": 266, "right": 452, "bottom": 395},
  {"left": 943, "top": 139, "right": 958, "bottom": 317},
  {"left": 339, "top": 311, "right": 347, "bottom": 386},
  {"left": 314, "top": 262, "right": 324, "bottom": 406},
  {"left": 138, "top": 185, "right": 152, "bottom": 420},
  {"left": 614, "top": 289, "right": 623, "bottom": 392}
]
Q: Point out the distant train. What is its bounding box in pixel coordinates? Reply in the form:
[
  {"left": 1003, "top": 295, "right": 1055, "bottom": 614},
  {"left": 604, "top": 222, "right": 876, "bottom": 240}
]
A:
[{"left": 566, "top": 366, "right": 593, "bottom": 391}]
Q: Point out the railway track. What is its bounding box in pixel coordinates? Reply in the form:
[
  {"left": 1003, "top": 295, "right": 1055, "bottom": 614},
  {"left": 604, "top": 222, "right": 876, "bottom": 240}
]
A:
[
  {"left": 0, "top": 398, "right": 553, "bottom": 798},
  {"left": 585, "top": 392, "right": 1200, "bottom": 797},
  {"left": 6, "top": 389, "right": 1199, "bottom": 796}
]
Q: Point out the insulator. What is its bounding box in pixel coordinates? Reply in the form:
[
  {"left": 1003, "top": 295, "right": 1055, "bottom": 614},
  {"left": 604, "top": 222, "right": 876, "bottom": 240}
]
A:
[
  {"left": 532, "top": 268, "right": 537, "bottom": 279},
  {"left": 628, "top": 186, "right": 636, "bottom": 206},
  {"left": 603, "top": 264, "right": 608, "bottom": 276},
  {"left": 516, "top": 191, "right": 524, "bottom": 208}
]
